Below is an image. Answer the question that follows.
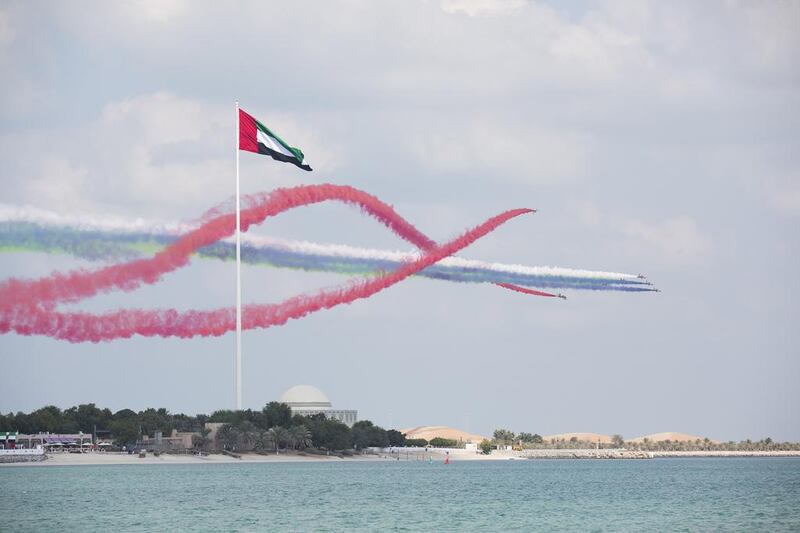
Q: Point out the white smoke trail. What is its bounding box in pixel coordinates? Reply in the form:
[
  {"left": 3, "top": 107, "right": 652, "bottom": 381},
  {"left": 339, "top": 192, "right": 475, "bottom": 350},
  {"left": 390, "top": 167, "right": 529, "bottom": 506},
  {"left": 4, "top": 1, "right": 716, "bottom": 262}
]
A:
[{"left": 0, "top": 203, "right": 645, "bottom": 284}]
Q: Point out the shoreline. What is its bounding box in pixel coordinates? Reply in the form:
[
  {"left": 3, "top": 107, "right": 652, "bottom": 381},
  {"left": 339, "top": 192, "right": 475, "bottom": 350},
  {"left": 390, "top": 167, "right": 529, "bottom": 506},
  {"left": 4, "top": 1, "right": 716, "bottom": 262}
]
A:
[
  {"left": 5, "top": 448, "right": 800, "bottom": 467},
  {"left": 651, "top": 450, "right": 800, "bottom": 458}
]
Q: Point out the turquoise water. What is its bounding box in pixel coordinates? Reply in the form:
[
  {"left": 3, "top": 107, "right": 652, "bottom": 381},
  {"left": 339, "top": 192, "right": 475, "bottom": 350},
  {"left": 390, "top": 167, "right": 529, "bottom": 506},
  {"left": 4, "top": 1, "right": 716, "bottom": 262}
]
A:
[{"left": 2, "top": 458, "right": 799, "bottom": 531}]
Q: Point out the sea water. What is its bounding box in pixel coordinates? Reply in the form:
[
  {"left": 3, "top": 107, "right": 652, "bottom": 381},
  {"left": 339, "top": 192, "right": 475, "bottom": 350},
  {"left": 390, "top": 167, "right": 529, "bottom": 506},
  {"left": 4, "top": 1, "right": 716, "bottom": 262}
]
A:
[{"left": 2, "top": 458, "right": 799, "bottom": 531}]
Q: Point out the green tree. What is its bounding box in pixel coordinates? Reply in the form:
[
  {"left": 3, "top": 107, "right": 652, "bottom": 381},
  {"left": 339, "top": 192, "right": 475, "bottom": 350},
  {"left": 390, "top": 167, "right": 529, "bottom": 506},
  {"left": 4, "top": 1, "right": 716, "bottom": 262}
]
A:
[
  {"left": 7, "top": 412, "right": 32, "bottom": 434},
  {"left": 139, "top": 408, "right": 174, "bottom": 436},
  {"left": 263, "top": 402, "right": 292, "bottom": 429},
  {"left": 479, "top": 439, "right": 493, "bottom": 455},
  {"left": 289, "top": 425, "right": 312, "bottom": 450},
  {"left": 30, "top": 405, "right": 65, "bottom": 433},
  {"left": 351, "top": 420, "right": 389, "bottom": 449},
  {"left": 254, "top": 430, "right": 270, "bottom": 451},
  {"left": 217, "top": 424, "right": 240, "bottom": 451},
  {"left": 192, "top": 427, "right": 211, "bottom": 450},
  {"left": 387, "top": 429, "right": 406, "bottom": 447},
  {"left": 429, "top": 437, "right": 458, "bottom": 448},
  {"left": 493, "top": 429, "right": 515, "bottom": 445},
  {"left": 300, "top": 414, "right": 352, "bottom": 451},
  {"left": 109, "top": 419, "right": 139, "bottom": 448},
  {"left": 611, "top": 434, "right": 625, "bottom": 447},
  {"left": 64, "top": 403, "right": 112, "bottom": 434},
  {"left": 113, "top": 408, "right": 137, "bottom": 421},
  {"left": 267, "top": 426, "right": 289, "bottom": 454},
  {"left": 209, "top": 410, "right": 240, "bottom": 424},
  {"left": 238, "top": 420, "right": 258, "bottom": 451}
]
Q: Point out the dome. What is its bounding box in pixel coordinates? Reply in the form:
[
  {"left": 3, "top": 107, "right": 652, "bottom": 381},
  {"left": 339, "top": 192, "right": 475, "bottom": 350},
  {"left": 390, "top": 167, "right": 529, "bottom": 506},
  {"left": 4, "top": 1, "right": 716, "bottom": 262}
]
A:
[{"left": 279, "top": 384, "right": 332, "bottom": 410}]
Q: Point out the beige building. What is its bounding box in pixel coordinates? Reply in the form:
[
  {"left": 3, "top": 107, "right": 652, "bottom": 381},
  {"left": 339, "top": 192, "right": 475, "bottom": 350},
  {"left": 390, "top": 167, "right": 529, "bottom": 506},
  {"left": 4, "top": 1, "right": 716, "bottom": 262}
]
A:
[{"left": 280, "top": 384, "right": 358, "bottom": 427}]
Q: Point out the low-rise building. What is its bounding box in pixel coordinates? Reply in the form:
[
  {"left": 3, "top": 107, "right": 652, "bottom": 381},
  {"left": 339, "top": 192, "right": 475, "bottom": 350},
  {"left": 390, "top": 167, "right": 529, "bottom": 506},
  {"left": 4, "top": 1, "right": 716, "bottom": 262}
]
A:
[{"left": 0, "top": 431, "right": 17, "bottom": 449}]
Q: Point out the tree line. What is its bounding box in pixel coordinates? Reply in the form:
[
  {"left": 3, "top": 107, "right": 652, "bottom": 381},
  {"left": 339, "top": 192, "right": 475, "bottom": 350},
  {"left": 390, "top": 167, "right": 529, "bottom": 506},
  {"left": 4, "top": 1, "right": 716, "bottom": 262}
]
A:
[
  {"left": 491, "top": 428, "right": 800, "bottom": 451},
  {"left": 209, "top": 407, "right": 409, "bottom": 453},
  {"left": 0, "top": 403, "right": 451, "bottom": 452}
]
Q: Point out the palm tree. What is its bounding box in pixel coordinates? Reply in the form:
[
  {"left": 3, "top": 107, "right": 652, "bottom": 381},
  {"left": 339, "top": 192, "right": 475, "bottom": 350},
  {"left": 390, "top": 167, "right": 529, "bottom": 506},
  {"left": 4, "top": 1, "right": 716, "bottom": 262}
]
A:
[
  {"left": 238, "top": 421, "right": 257, "bottom": 452},
  {"left": 289, "top": 425, "right": 312, "bottom": 450},
  {"left": 254, "top": 430, "right": 269, "bottom": 452},
  {"left": 192, "top": 426, "right": 212, "bottom": 451},
  {"left": 267, "top": 426, "right": 289, "bottom": 455},
  {"left": 217, "top": 424, "right": 240, "bottom": 451}
]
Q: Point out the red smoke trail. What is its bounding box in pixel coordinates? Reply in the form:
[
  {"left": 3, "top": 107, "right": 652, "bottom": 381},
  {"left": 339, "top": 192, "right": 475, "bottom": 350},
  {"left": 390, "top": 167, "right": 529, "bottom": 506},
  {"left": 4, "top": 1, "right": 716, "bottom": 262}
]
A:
[
  {"left": 0, "top": 184, "right": 533, "bottom": 343},
  {"left": 0, "top": 185, "right": 437, "bottom": 307},
  {"left": 494, "top": 282, "right": 563, "bottom": 299}
]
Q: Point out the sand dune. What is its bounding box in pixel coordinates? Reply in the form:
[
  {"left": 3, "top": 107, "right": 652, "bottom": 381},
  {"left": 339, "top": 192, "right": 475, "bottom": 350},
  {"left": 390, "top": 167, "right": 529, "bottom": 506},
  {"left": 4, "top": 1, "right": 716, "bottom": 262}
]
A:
[{"left": 401, "top": 426, "right": 488, "bottom": 443}]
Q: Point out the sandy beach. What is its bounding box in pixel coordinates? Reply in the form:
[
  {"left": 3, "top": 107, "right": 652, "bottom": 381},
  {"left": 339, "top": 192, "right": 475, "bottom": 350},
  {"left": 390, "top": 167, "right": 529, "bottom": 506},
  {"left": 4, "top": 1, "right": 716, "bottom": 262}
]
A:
[
  {"left": 2, "top": 448, "right": 521, "bottom": 466},
  {"left": 0, "top": 451, "right": 393, "bottom": 467}
]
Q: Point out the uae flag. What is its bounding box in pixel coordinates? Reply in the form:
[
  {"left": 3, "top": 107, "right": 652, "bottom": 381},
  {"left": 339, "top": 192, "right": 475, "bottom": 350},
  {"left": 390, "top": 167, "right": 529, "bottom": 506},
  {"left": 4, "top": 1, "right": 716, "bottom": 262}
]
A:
[{"left": 239, "top": 108, "right": 312, "bottom": 171}]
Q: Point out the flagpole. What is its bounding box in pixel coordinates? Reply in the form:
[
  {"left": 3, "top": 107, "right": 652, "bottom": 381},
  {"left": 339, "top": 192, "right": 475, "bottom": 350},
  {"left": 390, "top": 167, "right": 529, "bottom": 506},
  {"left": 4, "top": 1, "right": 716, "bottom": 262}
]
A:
[{"left": 235, "top": 100, "right": 243, "bottom": 411}]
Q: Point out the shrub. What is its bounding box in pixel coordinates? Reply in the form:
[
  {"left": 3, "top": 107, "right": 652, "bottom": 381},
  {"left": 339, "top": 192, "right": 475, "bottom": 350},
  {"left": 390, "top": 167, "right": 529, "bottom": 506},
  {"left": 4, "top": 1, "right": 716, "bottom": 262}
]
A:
[
  {"left": 429, "top": 437, "right": 458, "bottom": 448},
  {"left": 479, "top": 439, "right": 493, "bottom": 455}
]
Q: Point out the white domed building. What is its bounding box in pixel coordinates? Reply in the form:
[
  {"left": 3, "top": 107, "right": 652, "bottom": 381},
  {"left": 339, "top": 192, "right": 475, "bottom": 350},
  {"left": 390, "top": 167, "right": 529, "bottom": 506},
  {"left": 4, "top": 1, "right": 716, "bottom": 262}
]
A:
[{"left": 279, "top": 385, "right": 358, "bottom": 427}]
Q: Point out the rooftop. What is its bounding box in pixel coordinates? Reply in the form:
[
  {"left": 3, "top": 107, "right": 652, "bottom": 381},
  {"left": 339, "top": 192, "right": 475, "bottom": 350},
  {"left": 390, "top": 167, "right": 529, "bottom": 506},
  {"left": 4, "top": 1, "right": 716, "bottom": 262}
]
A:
[{"left": 279, "top": 384, "right": 332, "bottom": 409}]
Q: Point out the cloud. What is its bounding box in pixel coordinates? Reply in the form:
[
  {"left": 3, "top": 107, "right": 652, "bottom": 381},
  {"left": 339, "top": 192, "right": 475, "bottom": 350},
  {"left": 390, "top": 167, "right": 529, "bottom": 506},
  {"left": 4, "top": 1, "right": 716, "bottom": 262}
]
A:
[
  {"left": 90, "top": 93, "right": 231, "bottom": 213},
  {"left": 739, "top": 1, "right": 800, "bottom": 75},
  {"left": 0, "top": 5, "right": 51, "bottom": 119},
  {"left": 571, "top": 199, "right": 603, "bottom": 227},
  {"left": 22, "top": 158, "right": 90, "bottom": 212},
  {"left": 408, "top": 116, "right": 589, "bottom": 183},
  {"left": 618, "top": 215, "right": 710, "bottom": 262},
  {"left": 767, "top": 173, "right": 800, "bottom": 216},
  {"left": 0, "top": 8, "right": 14, "bottom": 47},
  {"left": 568, "top": 200, "right": 710, "bottom": 265},
  {"left": 548, "top": 9, "right": 654, "bottom": 83},
  {"left": 0, "top": 93, "right": 344, "bottom": 218},
  {"left": 441, "top": 0, "right": 527, "bottom": 17},
  {"left": 132, "top": 0, "right": 189, "bottom": 23}
]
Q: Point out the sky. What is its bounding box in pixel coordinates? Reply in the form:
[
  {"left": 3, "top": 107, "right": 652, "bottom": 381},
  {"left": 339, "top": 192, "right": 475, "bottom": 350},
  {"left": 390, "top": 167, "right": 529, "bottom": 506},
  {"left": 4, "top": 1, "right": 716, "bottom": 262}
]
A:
[{"left": 0, "top": 0, "right": 798, "bottom": 441}]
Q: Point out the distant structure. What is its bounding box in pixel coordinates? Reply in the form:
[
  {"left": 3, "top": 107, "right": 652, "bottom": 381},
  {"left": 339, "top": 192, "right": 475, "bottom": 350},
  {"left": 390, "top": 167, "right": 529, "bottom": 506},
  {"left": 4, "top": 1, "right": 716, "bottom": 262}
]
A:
[{"left": 280, "top": 384, "right": 357, "bottom": 427}]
